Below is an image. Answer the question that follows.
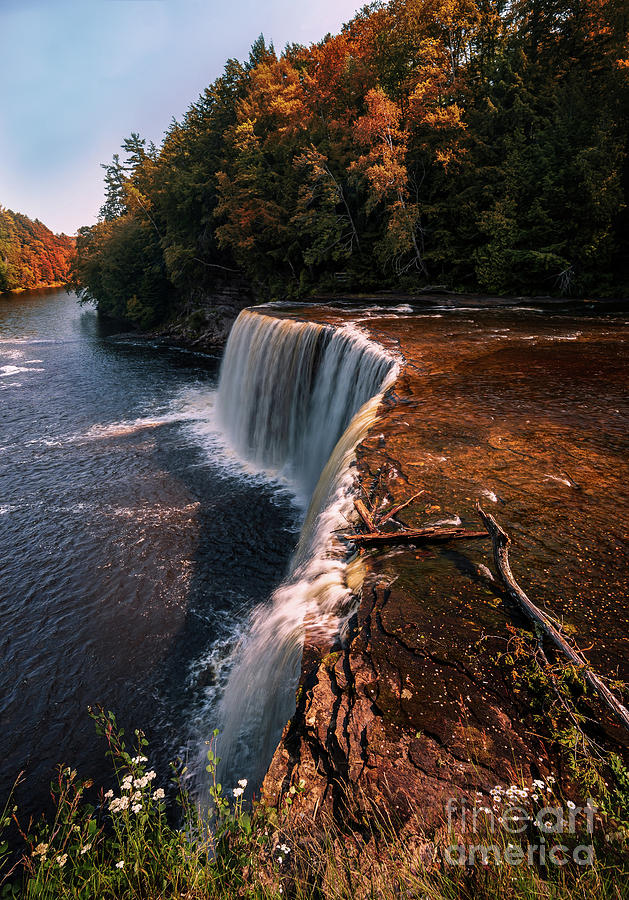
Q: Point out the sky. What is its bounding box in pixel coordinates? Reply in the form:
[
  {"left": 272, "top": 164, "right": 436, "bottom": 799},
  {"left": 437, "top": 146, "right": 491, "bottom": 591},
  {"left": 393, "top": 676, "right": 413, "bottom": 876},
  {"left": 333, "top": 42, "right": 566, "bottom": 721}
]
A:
[{"left": 0, "top": 0, "right": 364, "bottom": 235}]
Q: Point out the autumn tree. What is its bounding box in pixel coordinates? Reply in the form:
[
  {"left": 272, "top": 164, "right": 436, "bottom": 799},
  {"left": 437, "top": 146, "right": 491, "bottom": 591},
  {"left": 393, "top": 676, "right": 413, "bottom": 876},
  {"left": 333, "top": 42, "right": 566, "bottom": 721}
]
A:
[
  {"left": 291, "top": 146, "right": 360, "bottom": 276},
  {"left": 352, "top": 87, "right": 428, "bottom": 276},
  {"left": 0, "top": 206, "right": 75, "bottom": 293},
  {"left": 215, "top": 53, "right": 308, "bottom": 290},
  {"left": 71, "top": 1, "right": 629, "bottom": 319}
]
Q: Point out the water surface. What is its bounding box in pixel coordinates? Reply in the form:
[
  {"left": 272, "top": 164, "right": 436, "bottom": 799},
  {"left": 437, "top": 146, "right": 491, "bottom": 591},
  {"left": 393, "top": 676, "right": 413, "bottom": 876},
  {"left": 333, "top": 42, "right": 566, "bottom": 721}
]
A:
[{"left": 0, "top": 289, "right": 299, "bottom": 811}]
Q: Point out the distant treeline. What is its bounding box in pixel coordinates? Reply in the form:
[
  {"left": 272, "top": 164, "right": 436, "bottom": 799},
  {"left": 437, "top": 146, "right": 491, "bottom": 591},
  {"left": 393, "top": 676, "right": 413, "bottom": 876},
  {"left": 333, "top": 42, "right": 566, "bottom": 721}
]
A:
[
  {"left": 72, "top": 0, "right": 629, "bottom": 327},
  {"left": 0, "top": 207, "right": 75, "bottom": 293}
]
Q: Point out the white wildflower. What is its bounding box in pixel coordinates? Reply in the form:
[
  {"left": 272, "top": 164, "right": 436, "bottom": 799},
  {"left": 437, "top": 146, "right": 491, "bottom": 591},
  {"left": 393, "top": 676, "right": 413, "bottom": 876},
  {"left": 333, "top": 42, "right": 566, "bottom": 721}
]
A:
[
  {"left": 104, "top": 789, "right": 114, "bottom": 799},
  {"left": 131, "top": 803, "right": 142, "bottom": 814},
  {"left": 80, "top": 843, "right": 92, "bottom": 855},
  {"left": 110, "top": 796, "right": 130, "bottom": 813},
  {"left": 116, "top": 860, "right": 125, "bottom": 869},
  {"left": 567, "top": 800, "right": 576, "bottom": 809},
  {"left": 232, "top": 787, "right": 244, "bottom": 798},
  {"left": 153, "top": 788, "right": 165, "bottom": 801},
  {"left": 238, "top": 778, "right": 248, "bottom": 789},
  {"left": 56, "top": 854, "right": 67, "bottom": 867},
  {"left": 145, "top": 770, "right": 156, "bottom": 782},
  {"left": 533, "top": 779, "right": 544, "bottom": 789},
  {"left": 132, "top": 756, "right": 148, "bottom": 765},
  {"left": 33, "top": 843, "right": 48, "bottom": 857}
]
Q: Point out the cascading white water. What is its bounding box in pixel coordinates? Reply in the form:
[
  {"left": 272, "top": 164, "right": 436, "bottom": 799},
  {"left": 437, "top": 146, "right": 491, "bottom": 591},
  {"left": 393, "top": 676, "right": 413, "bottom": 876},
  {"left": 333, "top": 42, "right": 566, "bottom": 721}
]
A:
[{"left": 203, "top": 309, "right": 398, "bottom": 796}]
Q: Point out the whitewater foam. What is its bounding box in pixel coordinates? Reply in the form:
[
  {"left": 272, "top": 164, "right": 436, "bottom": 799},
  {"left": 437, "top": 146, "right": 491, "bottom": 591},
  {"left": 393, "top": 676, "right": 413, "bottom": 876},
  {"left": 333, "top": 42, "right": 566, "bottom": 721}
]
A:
[
  {"left": 0, "top": 365, "right": 45, "bottom": 377},
  {"left": 191, "top": 309, "right": 398, "bottom": 800}
]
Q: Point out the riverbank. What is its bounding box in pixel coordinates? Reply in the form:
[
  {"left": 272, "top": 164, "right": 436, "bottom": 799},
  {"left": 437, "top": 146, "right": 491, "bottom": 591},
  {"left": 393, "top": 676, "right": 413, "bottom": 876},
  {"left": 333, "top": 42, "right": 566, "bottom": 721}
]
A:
[{"left": 1, "top": 280, "right": 68, "bottom": 295}]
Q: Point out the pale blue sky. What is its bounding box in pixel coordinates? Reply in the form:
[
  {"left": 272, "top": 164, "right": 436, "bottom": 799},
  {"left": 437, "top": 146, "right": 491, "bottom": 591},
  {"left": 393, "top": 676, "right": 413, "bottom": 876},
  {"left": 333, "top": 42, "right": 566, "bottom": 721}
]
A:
[{"left": 0, "top": 0, "right": 364, "bottom": 235}]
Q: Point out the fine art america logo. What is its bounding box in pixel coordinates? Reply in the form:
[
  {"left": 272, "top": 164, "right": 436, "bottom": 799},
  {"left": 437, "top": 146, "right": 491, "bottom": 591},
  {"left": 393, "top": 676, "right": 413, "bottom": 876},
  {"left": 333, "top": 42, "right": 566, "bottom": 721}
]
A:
[{"left": 444, "top": 779, "right": 596, "bottom": 867}]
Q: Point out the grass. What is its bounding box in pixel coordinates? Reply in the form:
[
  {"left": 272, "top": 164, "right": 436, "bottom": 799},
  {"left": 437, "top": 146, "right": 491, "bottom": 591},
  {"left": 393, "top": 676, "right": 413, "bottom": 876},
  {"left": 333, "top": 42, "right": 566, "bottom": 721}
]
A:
[{"left": 0, "top": 707, "right": 628, "bottom": 899}]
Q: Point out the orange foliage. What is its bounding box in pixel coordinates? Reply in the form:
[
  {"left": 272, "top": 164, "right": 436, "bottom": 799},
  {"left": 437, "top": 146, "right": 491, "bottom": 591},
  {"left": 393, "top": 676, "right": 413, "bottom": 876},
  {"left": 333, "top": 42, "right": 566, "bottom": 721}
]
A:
[{"left": 239, "top": 58, "right": 306, "bottom": 140}]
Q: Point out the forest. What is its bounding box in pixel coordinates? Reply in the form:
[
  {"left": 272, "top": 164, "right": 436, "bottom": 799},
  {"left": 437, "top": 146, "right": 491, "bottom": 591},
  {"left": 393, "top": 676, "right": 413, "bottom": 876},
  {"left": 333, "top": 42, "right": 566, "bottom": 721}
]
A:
[
  {"left": 0, "top": 207, "right": 75, "bottom": 293},
  {"left": 71, "top": 0, "right": 629, "bottom": 327}
]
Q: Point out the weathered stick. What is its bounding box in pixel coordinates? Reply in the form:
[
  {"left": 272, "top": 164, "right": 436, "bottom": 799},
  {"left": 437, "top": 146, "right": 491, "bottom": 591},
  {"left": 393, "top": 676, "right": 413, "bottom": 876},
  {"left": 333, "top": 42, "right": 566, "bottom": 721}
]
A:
[
  {"left": 343, "top": 526, "right": 488, "bottom": 546},
  {"left": 377, "top": 490, "right": 426, "bottom": 526},
  {"left": 476, "top": 501, "right": 629, "bottom": 734},
  {"left": 354, "top": 499, "right": 377, "bottom": 533}
]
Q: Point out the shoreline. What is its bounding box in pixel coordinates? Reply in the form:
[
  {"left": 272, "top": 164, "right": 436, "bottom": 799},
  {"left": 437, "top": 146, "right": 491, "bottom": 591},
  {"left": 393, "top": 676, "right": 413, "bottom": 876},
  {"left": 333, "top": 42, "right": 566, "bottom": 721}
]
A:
[{"left": 1, "top": 281, "right": 68, "bottom": 296}]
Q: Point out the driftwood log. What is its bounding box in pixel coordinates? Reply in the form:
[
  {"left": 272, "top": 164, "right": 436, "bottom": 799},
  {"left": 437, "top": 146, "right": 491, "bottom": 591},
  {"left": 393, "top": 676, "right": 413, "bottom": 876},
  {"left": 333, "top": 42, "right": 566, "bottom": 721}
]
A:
[
  {"left": 353, "top": 499, "right": 377, "bottom": 533},
  {"left": 344, "top": 525, "right": 488, "bottom": 546},
  {"left": 476, "top": 501, "right": 629, "bottom": 735},
  {"left": 347, "top": 489, "right": 485, "bottom": 547},
  {"left": 378, "top": 490, "right": 426, "bottom": 525}
]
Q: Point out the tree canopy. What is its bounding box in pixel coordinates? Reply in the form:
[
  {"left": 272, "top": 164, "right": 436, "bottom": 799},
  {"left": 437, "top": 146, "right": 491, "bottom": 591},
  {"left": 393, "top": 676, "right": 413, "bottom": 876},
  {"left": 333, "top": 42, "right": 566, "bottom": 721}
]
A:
[
  {"left": 0, "top": 208, "right": 75, "bottom": 293},
  {"left": 72, "top": 1, "right": 629, "bottom": 325}
]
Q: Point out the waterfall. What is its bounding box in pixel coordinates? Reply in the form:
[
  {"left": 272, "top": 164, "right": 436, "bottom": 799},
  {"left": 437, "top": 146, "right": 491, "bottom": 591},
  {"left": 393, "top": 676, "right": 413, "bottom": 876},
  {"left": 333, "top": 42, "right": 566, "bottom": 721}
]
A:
[{"left": 202, "top": 309, "right": 398, "bottom": 796}]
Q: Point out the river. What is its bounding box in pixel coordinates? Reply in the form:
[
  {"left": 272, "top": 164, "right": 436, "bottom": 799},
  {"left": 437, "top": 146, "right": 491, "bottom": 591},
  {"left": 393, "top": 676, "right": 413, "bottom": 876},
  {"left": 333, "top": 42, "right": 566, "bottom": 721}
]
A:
[{"left": 0, "top": 288, "right": 300, "bottom": 813}]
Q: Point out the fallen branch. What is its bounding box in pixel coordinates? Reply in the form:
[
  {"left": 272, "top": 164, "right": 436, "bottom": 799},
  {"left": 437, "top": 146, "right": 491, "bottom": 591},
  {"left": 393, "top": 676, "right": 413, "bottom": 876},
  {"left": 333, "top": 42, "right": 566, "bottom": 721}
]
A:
[
  {"left": 354, "top": 499, "right": 377, "bottom": 533},
  {"left": 343, "top": 525, "right": 488, "bottom": 547},
  {"left": 377, "top": 490, "right": 426, "bottom": 526},
  {"left": 476, "top": 501, "right": 629, "bottom": 735}
]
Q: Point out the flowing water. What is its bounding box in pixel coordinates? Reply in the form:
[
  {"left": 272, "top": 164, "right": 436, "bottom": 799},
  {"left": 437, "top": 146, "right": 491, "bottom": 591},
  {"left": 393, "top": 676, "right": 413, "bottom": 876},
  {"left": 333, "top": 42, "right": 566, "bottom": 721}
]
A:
[
  {"left": 206, "top": 311, "right": 397, "bottom": 793},
  {"left": 0, "top": 291, "right": 396, "bottom": 813},
  {"left": 2, "top": 288, "right": 627, "bottom": 818},
  {"left": 0, "top": 290, "right": 303, "bottom": 812}
]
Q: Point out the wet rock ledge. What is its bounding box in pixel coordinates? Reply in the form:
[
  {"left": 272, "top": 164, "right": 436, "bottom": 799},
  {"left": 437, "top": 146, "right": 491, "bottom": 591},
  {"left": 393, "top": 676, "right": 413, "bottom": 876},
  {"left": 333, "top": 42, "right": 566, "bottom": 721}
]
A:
[{"left": 261, "top": 305, "right": 629, "bottom": 839}]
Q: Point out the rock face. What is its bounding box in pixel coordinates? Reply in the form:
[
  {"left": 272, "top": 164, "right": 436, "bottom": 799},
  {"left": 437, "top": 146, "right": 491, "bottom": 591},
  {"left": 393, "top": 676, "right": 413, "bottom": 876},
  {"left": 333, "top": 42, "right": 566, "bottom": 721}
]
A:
[
  {"left": 262, "top": 305, "right": 629, "bottom": 836},
  {"left": 156, "top": 277, "right": 255, "bottom": 352}
]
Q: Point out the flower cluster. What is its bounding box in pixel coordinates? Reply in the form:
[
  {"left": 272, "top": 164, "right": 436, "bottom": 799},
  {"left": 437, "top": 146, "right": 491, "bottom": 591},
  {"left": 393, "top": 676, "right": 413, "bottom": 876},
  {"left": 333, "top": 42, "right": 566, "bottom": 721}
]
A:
[
  {"left": 486, "top": 777, "right": 557, "bottom": 826},
  {"left": 108, "top": 795, "right": 130, "bottom": 814},
  {"left": 232, "top": 778, "right": 247, "bottom": 798},
  {"left": 133, "top": 771, "right": 157, "bottom": 790},
  {"left": 104, "top": 766, "right": 161, "bottom": 814}
]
